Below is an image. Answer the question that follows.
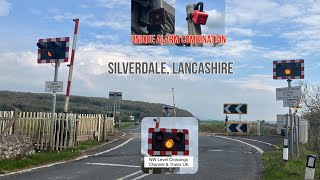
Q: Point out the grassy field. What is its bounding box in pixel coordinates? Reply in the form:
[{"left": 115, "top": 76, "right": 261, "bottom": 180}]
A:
[
  {"left": 0, "top": 140, "right": 104, "bottom": 174},
  {"left": 262, "top": 145, "right": 320, "bottom": 180},
  {"left": 199, "top": 121, "right": 225, "bottom": 133},
  {"left": 120, "top": 121, "right": 135, "bottom": 130}
]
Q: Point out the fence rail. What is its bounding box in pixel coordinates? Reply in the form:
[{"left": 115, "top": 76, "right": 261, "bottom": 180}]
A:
[{"left": 0, "top": 111, "right": 114, "bottom": 151}]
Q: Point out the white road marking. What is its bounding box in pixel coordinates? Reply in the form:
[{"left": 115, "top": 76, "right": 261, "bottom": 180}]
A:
[
  {"left": 86, "top": 163, "right": 140, "bottom": 168},
  {"left": 132, "top": 174, "right": 149, "bottom": 180},
  {"left": 243, "top": 151, "right": 253, "bottom": 154},
  {"left": 209, "top": 149, "right": 223, "bottom": 152},
  {"left": 214, "top": 135, "right": 265, "bottom": 154},
  {"left": 237, "top": 137, "right": 280, "bottom": 149},
  {"left": 116, "top": 170, "right": 143, "bottom": 180},
  {"left": 208, "top": 149, "right": 253, "bottom": 154},
  {"left": 94, "top": 138, "right": 134, "bottom": 156}
]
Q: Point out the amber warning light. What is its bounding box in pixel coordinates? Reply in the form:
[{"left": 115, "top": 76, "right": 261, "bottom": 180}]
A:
[{"left": 165, "top": 139, "right": 174, "bottom": 149}]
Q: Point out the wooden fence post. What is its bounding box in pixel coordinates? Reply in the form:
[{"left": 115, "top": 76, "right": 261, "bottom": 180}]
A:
[{"left": 103, "top": 114, "right": 106, "bottom": 141}]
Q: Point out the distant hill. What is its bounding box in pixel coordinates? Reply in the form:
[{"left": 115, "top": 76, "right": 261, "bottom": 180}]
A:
[{"left": 0, "top": 91, "right": 193, "bottom": 121}]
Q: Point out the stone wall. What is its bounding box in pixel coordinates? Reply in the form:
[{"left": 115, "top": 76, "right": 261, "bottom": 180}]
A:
[{"left": 0, "top": 135, "right": 35, "bottom": 160}]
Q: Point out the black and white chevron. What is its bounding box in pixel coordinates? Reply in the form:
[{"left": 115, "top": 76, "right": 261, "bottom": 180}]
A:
[
  {"left": 226, "top": 124, "right": 247, "bottom": 133},
  {"left": 224, "top": 104, "right": 247, "bottom": 114}
]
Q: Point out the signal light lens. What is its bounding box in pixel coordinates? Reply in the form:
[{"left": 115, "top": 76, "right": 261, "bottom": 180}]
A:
[
  {"left": 175, "top": 132, "right": 183, "bottom": 142},
  {"left": 284, "top": 69, "right": 291, "bottom": 75},
  {"left": 165, "top": 139, "right": 174, "bottom": 149},
  {"left": 47, "top": 51, "right": 53, "bottom": 57},
  {"left": 156, "top": 132, "right": 164, "bottom": 141}
]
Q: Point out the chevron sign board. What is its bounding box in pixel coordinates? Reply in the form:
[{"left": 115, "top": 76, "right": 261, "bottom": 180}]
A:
[
  {"left": 226, "top": 123, "right": 248, "bottom": 133},
  {"left": 224, "top": 104, "right": 247, "bottom": 114}
]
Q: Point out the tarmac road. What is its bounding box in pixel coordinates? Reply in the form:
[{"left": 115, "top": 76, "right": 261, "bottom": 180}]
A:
[{"left": 0, "top": 124, "right": 279, "bottom": 180}]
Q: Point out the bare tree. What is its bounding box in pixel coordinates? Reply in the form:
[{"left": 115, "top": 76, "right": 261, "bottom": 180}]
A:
[{"left": 295, "top": 81, "right": 320, "bottom": 151}]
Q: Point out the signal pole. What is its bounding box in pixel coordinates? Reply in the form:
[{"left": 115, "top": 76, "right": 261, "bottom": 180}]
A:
[
  {"left": 172, "top": 88, "right": 176, "bottom": 117},
  {"left": 287, "top": 78, "right": 294, "bottom": 159},
  {"left": 49, "top": 63, "right": 60, "bottom": 150},
  {"left": 186, "top": 4, "right": 203, "bottom": 47}
]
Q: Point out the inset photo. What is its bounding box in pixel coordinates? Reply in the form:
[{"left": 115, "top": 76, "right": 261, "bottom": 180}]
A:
[
  {"left": 140, "top": 117, "right": 198, "bottom": 174},
  {"left": 175, "top": 0, "right": 225, "bottom": 47},
  {"left": 131, "top": 0, "right": 225, "bottom": 47},
  {"left": 131, "top": 0, "right": 175, "bottom": 44}
]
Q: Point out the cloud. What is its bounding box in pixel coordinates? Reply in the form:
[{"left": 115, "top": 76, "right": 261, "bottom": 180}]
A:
[
  {"left": 193, "top": 38, "right": 261, "bottom": 59},
  {"left": 0, "top": 0, "right": 11, "bottom": 16},
  {"left": 94, "top": 34, "right": 119, "bottom": 41},
  {"left": 206, "top": 9, "right": 225, "bottom": 29},
  {"left": 96, "top": 0, "right": 130, "bottom": 8},
  {"left": 85, "top": 13, "right": 130, "bottom": 30},
  {"left": 45, "top": 12, "right": 95, "bottom": 23},
  {"left": 226, "top": 28, "right": 255, "bottom": 37},
  {"left": 226, "top": 0, "right": 300, "bottom": 26}
]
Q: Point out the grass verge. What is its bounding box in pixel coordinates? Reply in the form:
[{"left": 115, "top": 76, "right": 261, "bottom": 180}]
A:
[
  {"left": 0, "top": 140, "right": 104, "bottom": 174},
  {"left": 262, "top": 145, "right": 320, "bottom": 180},
  {"left": 199, "top": 121, "right": 224, "bottom": 133}
]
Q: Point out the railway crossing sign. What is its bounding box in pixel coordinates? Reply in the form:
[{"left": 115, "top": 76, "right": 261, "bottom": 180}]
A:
[
  {"left": 273, "top": 59, "right": 304, "bottom": 79},
  {"left": 45, "top": 81, "right": 63, "bottom": 92},
  {"left": 147, "top": 127, "right": 189, "bottom": 156},
  {"left": 224, "top": 104, "right": 247, "bottom": 114},
  {"left": 276, "top": 86, "right": 301, "bottom": 101},
  {"left": 283, "top": 99, "right": 299, "bottom": 107},
  {"left": 109, "top": 92, "right": 122, "bottom": 101},
  {"left": 37, "top": 37, "right": 70, "bottom": 64},
  {"left": 141, "top": 117, "right": 198, "bottom": 174}
]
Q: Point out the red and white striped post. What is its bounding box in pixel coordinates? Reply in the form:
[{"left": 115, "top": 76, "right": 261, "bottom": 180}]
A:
[{"left": 64, "top": 18, "right": 79, "bottom": 113}]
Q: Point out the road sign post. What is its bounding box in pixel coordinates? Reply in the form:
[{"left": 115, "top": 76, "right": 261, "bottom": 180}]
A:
[
  {"left": 109, "top": 92, "right": 122, "bottom": 128},
  {"left": 274, "top": 59, "right": 304, "bottom": 160},
  {"left": 287, "top": 79, "right": 294, "bottom": 159},
  {"left": 50, "top": 63, "right": 59, "bottom": 150},
  {"left": 37, "top": 36, "right": 70, "bottom": 151}
]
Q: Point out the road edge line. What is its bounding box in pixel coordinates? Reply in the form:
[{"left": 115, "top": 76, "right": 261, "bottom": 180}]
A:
[
  {"left": 214, "top": 135, "right": 265, "bottom": 154},
  {"left": 94, "top": 138, "right": 134, "bottom": 156},
  {"left": 0, "top": 138, "right": 125, "bottom": 177},
  {"left": 238, "top": 137, "right": 280, "bottom": 149}
]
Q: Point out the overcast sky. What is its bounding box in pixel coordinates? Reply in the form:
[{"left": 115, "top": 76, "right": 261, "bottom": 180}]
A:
[{"left": 0, "top": 0, "right": 320, "bottom": 121}]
